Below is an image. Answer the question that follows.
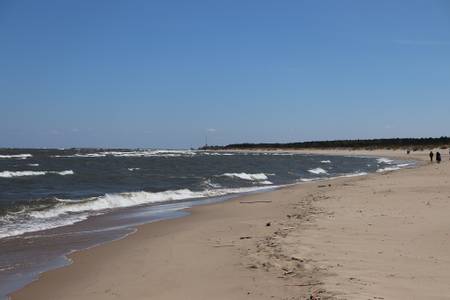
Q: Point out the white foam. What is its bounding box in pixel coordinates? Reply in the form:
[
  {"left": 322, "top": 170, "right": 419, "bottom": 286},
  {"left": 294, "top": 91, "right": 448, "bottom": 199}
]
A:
[
  {"left": 57, "top": 170, "right": 74, "bottom": 176},
  {"left": 28, "top": 163, "right": 39, "bottom": 167},
  {"left": 320, "top": 160, "right": 331, "bottom": 163},
  {"left": 396, "top": 163, "right": 412, "bottom": 168},
  {"left": 300, "top": 178, "right": 320, "bottom": 182},
  {"left": 0, "top": 154, "right": 32, "bottom": 159},
  {"left": 339, "top": 172, "right": 368, "bottom": 178},
  {"left": 260, "top": 180, "right": 273, "bottom": 185},
  {"left": 376, "top": 166, "right": 400, "bottom": 173},
  {"left": 301, "top": 171, "right": 368, "bottom": 182},
  {"left": 0, "top": 186, "right": 275, "bottom": 238},
  {"left": 54, "top": 153, "right": 107, "bottom": 158},
  {"left": 0, "top": 213, "right": 90, "bottom": 239},
  {"left": 376, "top": 162, "right": 413, "bottom": 173},
  {"left": 203, "top": 152, "right": 235, "bottom": 156},
  {"left": 30, "top": 190, "right": 196, "bottom": 219},
  {"left": 221, "top": 173, "right": 269, "bottom": 181},
  {"left": 54, "top": 150, "right": 197, "bottom": 158},
  {"left": 0, "top": 171, "right": 47, "bottom": 178},
  {"left": 128, "top": 168, "right": 141, "bottom": 171},
  {"left": 377, "top": 158, "right": 394, "bottom": 164},
  {"left": 308, "top": 168, "right": 328, "bottom": 175},
  {"left": 202, "top": 179, "right": 222, "bottom": 188},
  {"left": 0, "top": 170, "right": 74, "bottom": 178}
]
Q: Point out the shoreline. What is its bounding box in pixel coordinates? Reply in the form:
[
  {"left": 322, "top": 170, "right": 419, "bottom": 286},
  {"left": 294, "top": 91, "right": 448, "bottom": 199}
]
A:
[{"left": 11, "top": 149, "right": 450, "bottom": 299}]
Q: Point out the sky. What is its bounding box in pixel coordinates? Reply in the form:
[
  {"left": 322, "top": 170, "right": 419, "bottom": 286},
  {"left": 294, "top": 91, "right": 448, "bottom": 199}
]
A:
[{"left": 1, "top": 0, "right": 449, "bottom": 149}]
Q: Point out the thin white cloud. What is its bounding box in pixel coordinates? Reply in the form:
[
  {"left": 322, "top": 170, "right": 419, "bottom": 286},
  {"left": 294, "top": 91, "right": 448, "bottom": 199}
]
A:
[
  {"left": 207, "top": 128, "right": 217, "bottom": 132},
  {"left": 394, "top": 39, "right": 450, "bottom": 46}
]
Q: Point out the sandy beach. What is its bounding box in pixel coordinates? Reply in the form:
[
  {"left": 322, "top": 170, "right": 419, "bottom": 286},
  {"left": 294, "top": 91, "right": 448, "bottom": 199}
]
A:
[{"left": 11, "top": 149, "right": 450, "bottom": 300}]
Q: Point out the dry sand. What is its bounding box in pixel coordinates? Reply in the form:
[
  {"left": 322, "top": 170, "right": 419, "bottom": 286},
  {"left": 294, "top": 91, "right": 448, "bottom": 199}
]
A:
[{"left": 12, "top": 149, "right": 450, "bottom": 300}]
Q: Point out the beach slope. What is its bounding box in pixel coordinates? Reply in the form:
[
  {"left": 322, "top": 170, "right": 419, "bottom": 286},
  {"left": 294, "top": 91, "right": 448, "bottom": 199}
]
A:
[{"left": 12, "top": 151, "right": 450, "bottom": 299}]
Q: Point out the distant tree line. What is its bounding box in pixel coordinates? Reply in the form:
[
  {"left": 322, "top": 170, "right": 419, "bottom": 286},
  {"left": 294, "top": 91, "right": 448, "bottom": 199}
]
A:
[{"left": 201, "top": 137, "right": 450, "bottom": 151}]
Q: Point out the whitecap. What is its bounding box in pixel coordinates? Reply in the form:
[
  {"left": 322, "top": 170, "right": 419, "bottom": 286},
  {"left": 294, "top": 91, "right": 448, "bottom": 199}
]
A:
[
  {"left": 53, "top": 153, "right": 107, "bottom": 158},
  {"left": 38, "top": 187, "right": 272, "bottom": 218},
  {"left": 221, "top": 173, "right": 269, "bottom": 181},
  {"left": 308, "top": 168, "right": 328, "bottom": 175},
  {"left": 0, "top": 170, "right": 74, "bottom": 178},
  {"left": 300, "top": 178, "right": 320, "bottom": 182},
  {"left": 259, "top": 180, "right": 273, "bottom": 185},
  {"left": 53, "top": 149, "right": 197, "bottom": 158},
  {"left": 376, "top": 158, "right": 394, "bottom": 164},
  {"left": 0, "top": 154, "right": 32, "bottom": 159},
  {"left": 202, "top": 179, "right": 222, "bottom": 189},
  {"left": 0, "top": 171, "right": 47, "bottom": 178},
  {"left": 57, "top": 170, "right": 74, "bottom": 176},
  {"left": 0, "top": 186, "right": 276, "bottom": 238}
]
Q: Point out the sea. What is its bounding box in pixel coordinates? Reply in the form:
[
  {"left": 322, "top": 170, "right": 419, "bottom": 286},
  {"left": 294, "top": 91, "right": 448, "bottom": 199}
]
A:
[{"left": 0, "top": 149, "right": 415, "bottom": 299}]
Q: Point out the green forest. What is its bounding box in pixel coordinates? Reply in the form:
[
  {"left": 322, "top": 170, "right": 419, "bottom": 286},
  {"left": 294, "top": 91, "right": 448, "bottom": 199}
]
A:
[{"left": 202, "top": 137, "right": 450, "bottom": 151}]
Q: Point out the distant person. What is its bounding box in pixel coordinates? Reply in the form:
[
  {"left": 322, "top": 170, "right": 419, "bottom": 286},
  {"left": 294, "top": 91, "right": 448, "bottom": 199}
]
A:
[
  {"left": 436, "top": 152, "right": 441, "bottom": 163},
  {"left": 429, "top": 151, "right": 434, "bottom": 162},
  {"left": 406, "top": 150, "right": 410, "bottom": 155}
]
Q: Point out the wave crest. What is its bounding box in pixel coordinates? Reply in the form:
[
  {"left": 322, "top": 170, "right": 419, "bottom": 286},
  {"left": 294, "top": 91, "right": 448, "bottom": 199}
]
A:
[
  {"left": 0, "top": 170, "right": 74, "bottom": 178},
  {"left": 308, "top": 168, "right": 328, "bottom": 175},
  {"left": 0, "top": 154, "right": 32, "bottom": 159},
  {"left": 0, "top": 186, "right": 275, "bottom": 238},
  {"left": 376, "top": 158, "right": 394, "bottom": 164},
  {"left": 220, "top": 173, "right": 270, "bottom": 181},
  {"left": 53, "top": 150, "right": 197, "bottom": 158}
]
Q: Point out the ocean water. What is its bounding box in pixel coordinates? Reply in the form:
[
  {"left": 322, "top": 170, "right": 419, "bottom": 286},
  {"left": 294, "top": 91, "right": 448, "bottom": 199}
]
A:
[{"left": 0, "top": 149, "right": 414, "bottom": 298}]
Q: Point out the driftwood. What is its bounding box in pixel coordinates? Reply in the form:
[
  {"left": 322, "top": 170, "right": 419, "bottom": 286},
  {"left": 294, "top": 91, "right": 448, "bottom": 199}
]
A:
[
  {"left": 285, "top": 282, "right": 323, "bottom": 287},
  {"left": 240, "top": 200, "right": 272, "bottom": 204}
]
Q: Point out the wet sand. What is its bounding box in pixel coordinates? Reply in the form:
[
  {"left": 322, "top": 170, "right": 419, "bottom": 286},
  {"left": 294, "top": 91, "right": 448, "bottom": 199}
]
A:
[{"left": 12, "top": 149, "right": 450, "bottom": 299}]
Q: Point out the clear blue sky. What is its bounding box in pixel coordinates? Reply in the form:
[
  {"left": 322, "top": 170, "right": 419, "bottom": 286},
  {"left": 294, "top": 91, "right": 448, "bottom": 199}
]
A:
[{"left": 1, "top": 0, "right": 449, "bottom": 148}]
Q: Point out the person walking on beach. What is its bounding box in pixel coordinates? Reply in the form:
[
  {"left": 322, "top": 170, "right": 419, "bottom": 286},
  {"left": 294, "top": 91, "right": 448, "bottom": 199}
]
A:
[
  {"left": 429, "top": 151, "right": 434, "bottom": 162},
  {"left": 436, "top": 152, "right": 441, "bottom": 163}
]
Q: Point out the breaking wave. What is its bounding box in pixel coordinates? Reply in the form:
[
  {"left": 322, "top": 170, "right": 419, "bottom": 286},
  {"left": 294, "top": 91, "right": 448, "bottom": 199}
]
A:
[
  {"left": 308, "top": 168, "right": 328, "bottom": 175},
  {"left": 300, "top": 171, "right": 368, "bottom": 182},
  {"left": 0, "top": 170, "right": 74, "bottom": 178},
  {"left": 220, "top": 172, "right": 270, "bottom": 181},
  {"left": 0, "top": 154, "right": 32, "bottom": 159},
  {"left": 0, "top": 186, "right": 275, "bottom": 238},
  {"left": 377, "top": 158, "right": 394, "bottom": 164},
  {"left": 53, "top": 150, "right": 197, "bottom": 158},
  {"left": 300, "top": 177, "right": 320, "bottom": 182},
  {"left": 377, "top": 162, "right": 413, "bottom": 173}
]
